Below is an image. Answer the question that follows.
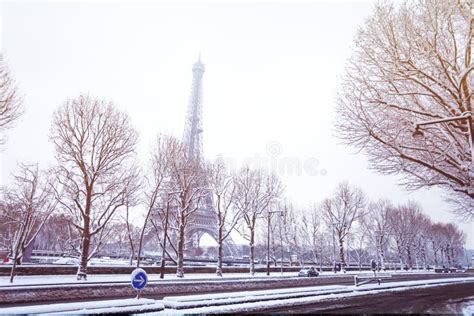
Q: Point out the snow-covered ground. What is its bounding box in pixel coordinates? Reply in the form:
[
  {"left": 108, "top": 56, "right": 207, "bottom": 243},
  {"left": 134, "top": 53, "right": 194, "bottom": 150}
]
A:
[
  {"left": 0, "top": 270, "right": 432, "bottom": 287},
  {"left": 1, "top": 276, "right": 472, "bottom": 314},
  {"left": 0, "top": 272, "right": 295, "bottom": 287},
  {"left": 0, "top": 298, "right": 163, "bottom": 314}
]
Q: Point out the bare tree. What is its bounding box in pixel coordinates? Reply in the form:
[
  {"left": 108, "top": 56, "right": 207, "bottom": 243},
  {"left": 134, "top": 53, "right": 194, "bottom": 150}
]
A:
[
  {"left": 441, "top": 222, "right": 466, "bottom": 266},
  {"left": 0, "top": 164, "right": 56, "bottom": 282},
  {"left": 321, "top": 182, "right": 366, "bottom": 268},
  {"left": 50, "top": 95, "right": 138, "bottom": 280},
  {"left": 150, "top": 192, "right": 177, "bottom": 278},
  {"left": 366, "top": 199, "right": 393, "bottom": 269},
  {"left": 136, "top": 135, "right": 174, "bottom": 268},
  {"left": 300, "top": 204, "right": 324, "bottom": 271},
  {"left": 0, "top": 59, "right": 23, "bottom": 147},
  {"left": 412, "top": 213, "right": 432, "bottom": 270},
  {"left": 401, "top": 202, "right": 429, "bottom": 270},
  {"left": 207, "top": 158, "right": 239, "bottom": 276},
  {"left": 388, "top": 206, "right": 410, "bottom": 270},
  {"left": 122, "top": 197, "right": 140, "bottom": 266},
  {"left": 281, "top": 202, "right": 302, "bottom": 266},
  {"left": 428, "top": 223, "right": 446, "bottom": 267},
  {"left": 336, "top": 1, "right": 474, "bottom": 217},
  {"left": 234, "top": 167, "right": 283, "bottom": 275},
  {"left": 160, "top": 136, "right": 207, "bottom": 278},
  {"left": 387, "top": 200, "right": 429, "bottom": 270},
  {"left": 350, "top": 214, "right": 371, "bottom": 272}
]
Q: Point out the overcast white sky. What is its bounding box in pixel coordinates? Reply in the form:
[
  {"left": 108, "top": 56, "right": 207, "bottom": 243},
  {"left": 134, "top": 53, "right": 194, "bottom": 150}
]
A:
[{"left": 1, "top": 0, "right": 473, "bottom": 248}]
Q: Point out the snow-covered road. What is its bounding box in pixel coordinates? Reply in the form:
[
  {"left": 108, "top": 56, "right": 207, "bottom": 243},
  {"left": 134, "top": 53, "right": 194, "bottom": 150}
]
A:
[{"left": 0, "top": 276, "right": 473, "bottom": 314}]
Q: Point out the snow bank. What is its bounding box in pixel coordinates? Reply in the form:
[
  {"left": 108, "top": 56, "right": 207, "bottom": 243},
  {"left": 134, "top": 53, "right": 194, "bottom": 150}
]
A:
[{"left": 0, "top": 298, "right": 162, "bottom": 314}]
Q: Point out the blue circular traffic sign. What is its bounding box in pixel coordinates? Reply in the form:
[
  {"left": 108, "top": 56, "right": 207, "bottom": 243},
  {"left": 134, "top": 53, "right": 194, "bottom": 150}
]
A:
[{"left": 131, "top": 268, "right": 148, "bottom": 290}]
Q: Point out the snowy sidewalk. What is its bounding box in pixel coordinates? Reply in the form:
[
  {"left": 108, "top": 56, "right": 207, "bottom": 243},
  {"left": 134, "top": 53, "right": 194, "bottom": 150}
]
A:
[
  {"left": 0, "top": 272, "right": 297, "bottom": 287},
  {"left": 0, "top": 298, "right": 164, "bottom": 314},
  {"left": 0, "top": 270, "right": 432, "bottom": 287}
]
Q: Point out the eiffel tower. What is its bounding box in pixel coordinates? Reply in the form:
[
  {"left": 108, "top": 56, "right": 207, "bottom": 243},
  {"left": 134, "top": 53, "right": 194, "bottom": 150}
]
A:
[{"left": 182, "top": 56, "right": 236, "bottom": 256}]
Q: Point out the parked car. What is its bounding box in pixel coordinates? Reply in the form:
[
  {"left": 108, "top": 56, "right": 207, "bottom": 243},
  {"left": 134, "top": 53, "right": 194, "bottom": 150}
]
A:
[{"left": 298, "top": 267, "right": 319, "bottom": 277}]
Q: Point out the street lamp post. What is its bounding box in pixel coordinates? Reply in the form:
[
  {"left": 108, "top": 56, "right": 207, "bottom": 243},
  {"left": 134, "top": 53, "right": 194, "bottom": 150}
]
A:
[
  {"left": 266, "top": 210, "right": 284, "bottom": 276},
  {"left": 279, "top": 212, "right": 284, "bottom": 275},
  {"left": 413, "top": 111, "right": 474, "bottom": 167},
  {"left": 332, "top": 222, "right": 336, "bottom": 273}
]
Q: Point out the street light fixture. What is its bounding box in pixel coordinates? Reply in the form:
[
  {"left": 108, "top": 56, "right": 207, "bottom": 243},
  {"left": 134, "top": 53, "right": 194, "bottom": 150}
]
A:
[
  {"left": 266, "top": 209, "right": 284, "bottom": 276},
  {"left": 412, "top": 127, "right": 424, "bottom": 139},
  {"left": 413, "top": 111, "right": 474, "bottom": 165},
  {"left": 331, "top": 222, "right": 337, "bottom": 273}
]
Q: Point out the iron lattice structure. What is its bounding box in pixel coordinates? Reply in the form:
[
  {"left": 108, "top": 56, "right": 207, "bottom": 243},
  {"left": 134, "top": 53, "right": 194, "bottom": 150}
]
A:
[
  {"left": 182, "top": 56, "right": 205, "bottom": 159},
  {"left": 181, "top": 56, "right": 237, "bottom": 256}
]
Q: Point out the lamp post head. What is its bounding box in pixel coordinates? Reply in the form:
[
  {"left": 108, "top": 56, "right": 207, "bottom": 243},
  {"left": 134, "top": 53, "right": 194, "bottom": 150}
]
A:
[{"left": 412, "top": 127, "right": 424, "bottom": 139}]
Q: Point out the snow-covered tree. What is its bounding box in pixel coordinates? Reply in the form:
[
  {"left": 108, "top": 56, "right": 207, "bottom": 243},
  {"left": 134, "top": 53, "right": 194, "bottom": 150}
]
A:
[
  {"left": 428, "top": 223, "right": 447, "bottom": 267},
  {"left": 349, "top": 214, "right": 371, "bottom": 271},
  {"left": 281, "top": 202, "right": 301, "bottom": 266},
  {"left": 207, "top": 158, "right": 240, "bottom": 276},
  {"left": 336, "top": 0, "right": 474, "bottom": 218},
  {"left": 234, "top": 167, "right": 283, "bottom": 275},
  {"left": 50, "top": 96, "right": 139, "bottom": 280},
  {"left": 366, "top": 199, "right": 393, "bottom": 269},
  {"left": 0, "top": 59, "right": 23, "bottom": 148},
  {"left": 321, "top": 182, "right": 366, "bottom": 268},
  {"left": 388, "top": 200, "right": 430, "bottom": 270},
  {"left": 441, "top": 222, "right": 466, "bottom": 266},
  {"left": 300, "top": 204, "right": 325, "bottom": 270},
  {"left": 164, "top": 137, "right": 207, "bottom": 278},
  {"left": 0, "top": 164, "right": 56, "bottom": 282}
]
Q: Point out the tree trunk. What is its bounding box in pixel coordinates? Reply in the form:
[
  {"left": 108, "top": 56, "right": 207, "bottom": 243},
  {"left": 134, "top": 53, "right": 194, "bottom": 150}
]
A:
[
  {"left": 137, "top": 209, "right": 152, "bottom": 268},
  {"left": 378, "top": 238, "right": 386, "bottom": 270},
  {"left": 319, "top": 256, "right": 323, "bottom": 272},
  {"left": 407, "top": 246, "right": 413, "bottom": 270},
  {"left": 9, "top": 224, "right": 27, "bottom": 283},
  {"left": 379, "top": 248, "right": 386, "bottom": 270},
  {"left": 9, "top": 244, "right": 20, "bottom": 283},
  {"left": 288, "top": 248, "right": 293, "bottom": 267},
  {"left": 249, "top": 229, "right": 255, "bottom": 275},
  {"left": 397, "top": 242, "right": 403, "bottom": 271},
  {"left": 125, "top": 202, "right": 135, "bottom": 267},
  {"left": 127, "top": 229, "right": 135, "bottom": 266},
  {"left": 77, "top": 233, "right": 90, "bottom": 280},
  {"left": 160, "top": 200, "right": 170, "bottom": 279},
  {"left": 338, "top": 237, "right": 345, "bottom": 266},
  {"left": 78, "top": 189, "right": 92, "bottom": 281},
  {"left": 216, "top": 224, "right": 223, "bottom": 277},
  {"left": 446, "top": 245, "right": 452, "bottom": 266},
  {"left": 421, "top": 244, "right": 426, "bottom": 270},
  {"left": 77, "top": 205, "right": 91, "bottom": 281},
  {"left": 358, "top": 257, "right": 362, "bottom": 272},
  {"left": 176, "top": 217, "right": 185, "bottom": 278}
]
